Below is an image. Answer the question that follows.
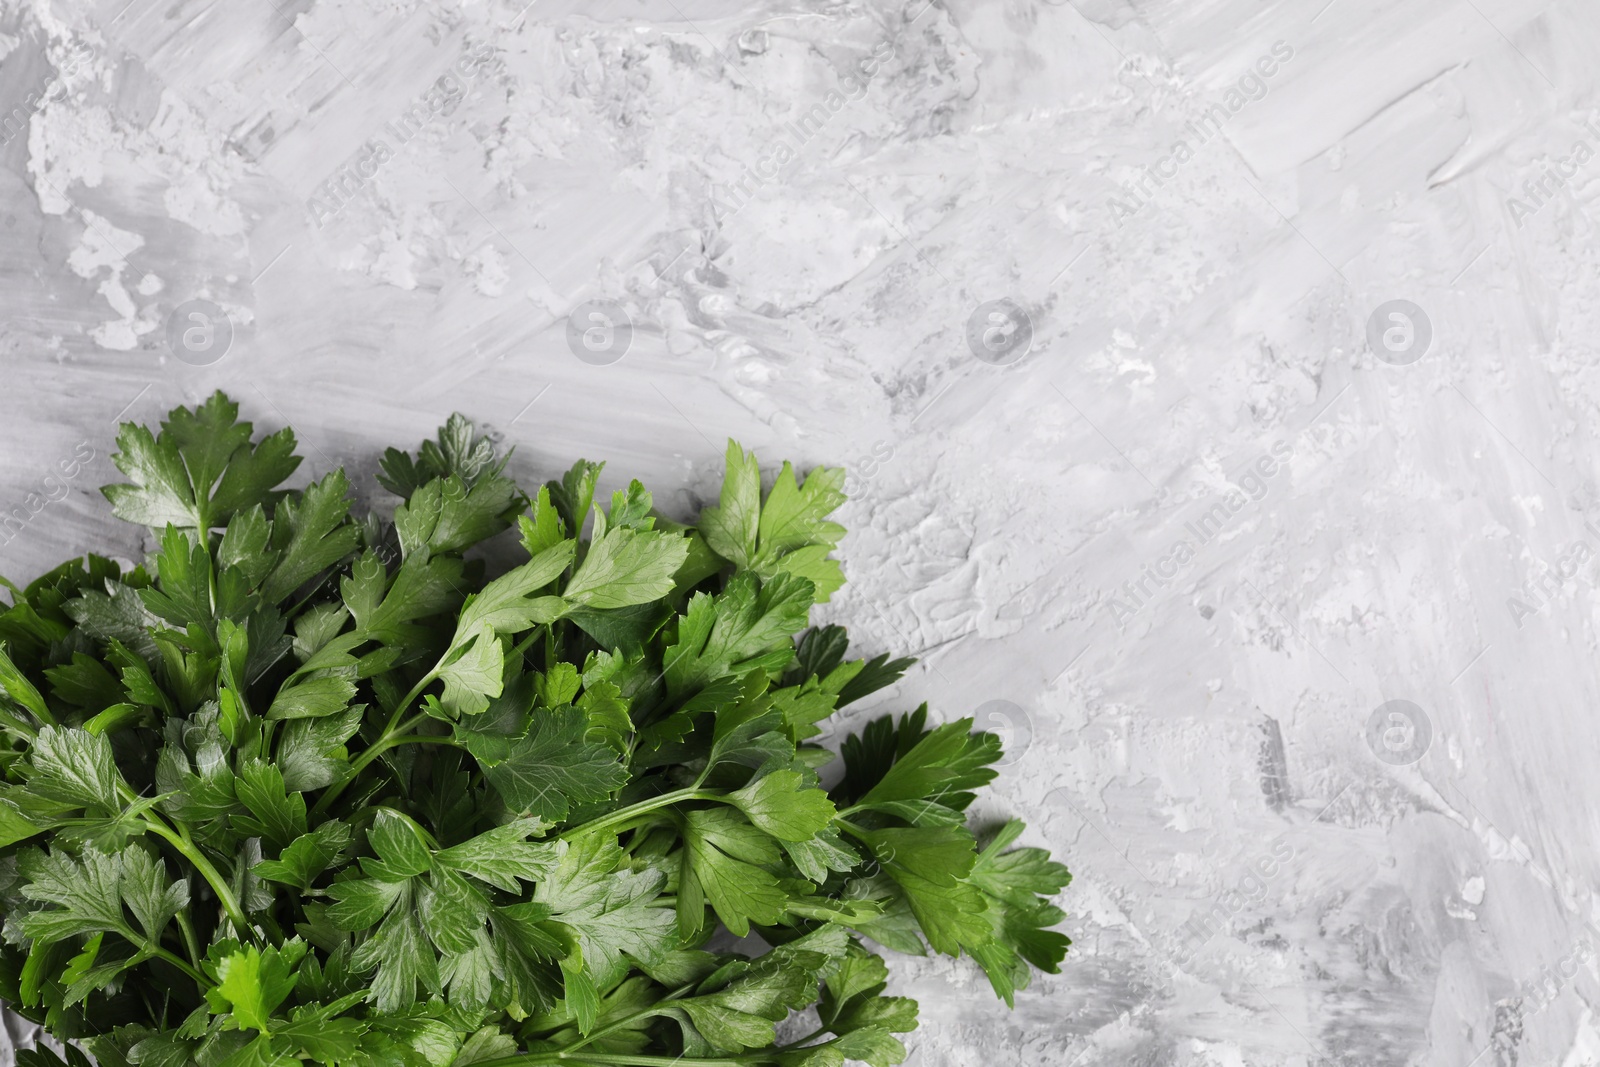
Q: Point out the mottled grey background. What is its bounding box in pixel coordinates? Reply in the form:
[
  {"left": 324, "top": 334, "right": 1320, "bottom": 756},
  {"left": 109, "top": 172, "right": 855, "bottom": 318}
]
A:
[{"left": 3, "top": 0, "right": 1600, "bottom": 1064}]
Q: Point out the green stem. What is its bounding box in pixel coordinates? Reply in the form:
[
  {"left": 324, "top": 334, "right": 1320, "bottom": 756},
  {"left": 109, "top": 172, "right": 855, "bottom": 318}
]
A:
[
  {"left": 311, "top": 669, "right": 438, "bottom": 818},
  {"left": 563, "top": 982, "right": 695, "bottom": 1053},
  {"left": 560, "top": 788, "right": 711, "bottom": 841},
  {"left": 175, "top": 910, "right": 203, "bottom": 971},
  {"left": 148, "top": 940, "right": 208, "bottom": 985},
  {"left": 509, "top": 626, "right": 545, "bottom": 664},
  {"left": 586, "top": 812, "right": 669, "bottom": 841},
  {"left": 387, "top": 668, "right": 442, "bottom": 732},
  {"left": 117, "top": 780, "right": 251, "bottom": 939},
  {"left": 149, "top": 942, "right": 207, "bottom": 987},
  {"left": 387, "top": 734, "right": 454, "bottom": 750},
  {"left": 141, "top": 817, "right": 251, "bottom": 937}
]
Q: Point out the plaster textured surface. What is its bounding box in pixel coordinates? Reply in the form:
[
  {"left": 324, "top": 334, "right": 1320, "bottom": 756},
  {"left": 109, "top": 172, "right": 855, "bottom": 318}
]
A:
[{"left": 2, "top": 0, "right": 1599, "bottom": 1064}]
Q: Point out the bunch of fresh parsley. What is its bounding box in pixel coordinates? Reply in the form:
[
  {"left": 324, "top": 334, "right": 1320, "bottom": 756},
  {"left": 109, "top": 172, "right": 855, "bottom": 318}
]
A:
[{"left": 0, "top": 393, "right": 1069, "bottom": 1067}]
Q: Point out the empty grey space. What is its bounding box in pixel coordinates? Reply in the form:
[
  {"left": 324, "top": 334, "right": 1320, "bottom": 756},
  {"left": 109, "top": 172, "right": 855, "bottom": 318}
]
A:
[{"left": 1, "top": 0, "right": 1598, "bottom": 1063}]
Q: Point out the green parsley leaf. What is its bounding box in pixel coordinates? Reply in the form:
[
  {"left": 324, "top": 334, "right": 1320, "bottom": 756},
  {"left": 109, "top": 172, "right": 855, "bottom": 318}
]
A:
[{"left": 0, "top": 397, "right": 1069, "bottom": 1066}]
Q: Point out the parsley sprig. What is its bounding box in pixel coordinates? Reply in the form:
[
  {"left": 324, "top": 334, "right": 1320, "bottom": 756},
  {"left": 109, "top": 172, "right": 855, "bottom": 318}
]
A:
[{"left": 0, "top": 394, "right": 1070, "bottom": 1067}]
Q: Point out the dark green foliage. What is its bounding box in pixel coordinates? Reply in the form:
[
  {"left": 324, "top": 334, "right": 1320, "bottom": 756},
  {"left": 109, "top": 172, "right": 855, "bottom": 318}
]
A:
[{"left": 0, "top": 394, "right": 1070, "bottom": 1067}]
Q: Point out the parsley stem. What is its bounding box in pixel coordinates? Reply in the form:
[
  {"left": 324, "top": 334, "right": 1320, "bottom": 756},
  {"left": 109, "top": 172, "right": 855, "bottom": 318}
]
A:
[
  {"left": 148, "top": 942, "right": 207, "bottom": 987},
  {"left": 116, "top": 780, "right": 252, "bottom": 939},
  {"left": 389, "top": 668, "right": 441, "bottom": 730},
  {"left": 560, "top": 788, "right": 711, "bottom": 841},
  {"left": 344, "top": 711, "right": 432, "bottom": 776},
  {"left": 561, "top": 983, "right": 694, "bottom": 1053},
  {"left": 313, "top": 668, "right": 438, "bottom": 817},
  {"left": 387, "top": 734, "right": 453, "bottom": 748},
  {"left": 175, "top": 911, "right": 203, "bottom": 972},
  {"left": 140, "top": 816, "right": 251, "bottom": 938}
]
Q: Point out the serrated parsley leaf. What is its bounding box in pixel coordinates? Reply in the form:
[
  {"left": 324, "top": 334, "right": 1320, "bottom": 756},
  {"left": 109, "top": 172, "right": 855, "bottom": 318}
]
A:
[
  {"left": 852, "top": 716, "right": 1000, "bottom": 810},
  {"left": 727, "top": 770, "right": 836, "bottom": 843},
  {"left": 663, "top": 571, "right": 814, "bottom": 698},
  {"left": 437, "top": 626, "right": 505, "bottom": 718},
  {"left": 453, "top": 541, "right": 574, "bottom": 638},
  {"left": 395, "top": 475, "right": 521, "bottom": 561},
  {"left": 698, "top": 441, "right": 847, "bottom": 601},
  {"left": 534, "top": 835, "right": 674, "bottom": 988},
  {"left": 459, "top": 708, "right": 626, "bottom": 822},
  {"left": 844, "top": 825, "right": 989, "bottom": 957},
  {"left": 104, "top": 392, "right": 300, "bottom": 531},
  {"left": 432, "top": 818, "right": 556, "bottom": 892},
  {"left": 205, "top": 941, "right": 307, "bottom": 1032},
  {"left": 26, "top": 726, "right": 123, "bottom": 812},
  {"left": 682, "top": 808, "right": 789, "bottom": 938},
  {"left": 563, "top": 526, "right": 688, "bottom": 611},
  {"left": 963, "top": 820, "right": 1072, "bottom": 1006},
  {"left": 255, "top": 822, "right": 350, "bottom": 890},
  {"left": 260, "top": 471, "right": 361, "bottom": 605}
]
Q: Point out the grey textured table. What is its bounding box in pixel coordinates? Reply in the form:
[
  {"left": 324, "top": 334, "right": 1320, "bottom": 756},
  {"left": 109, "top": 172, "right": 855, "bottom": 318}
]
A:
[{"left": 2, "top": 0, "right": 1598, "bottom": 1064}]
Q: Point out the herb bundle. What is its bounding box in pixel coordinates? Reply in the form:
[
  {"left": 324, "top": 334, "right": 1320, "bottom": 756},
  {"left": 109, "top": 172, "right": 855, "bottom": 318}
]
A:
[{"left": 0, "top": 393, "right": 1069, "bottom": 1067}]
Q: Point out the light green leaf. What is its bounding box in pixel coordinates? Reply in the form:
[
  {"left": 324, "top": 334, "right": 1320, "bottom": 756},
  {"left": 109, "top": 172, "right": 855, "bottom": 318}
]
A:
[
  {"left": 267, "top": 674, "right": 357, "bottom": 720},
  {"left": 697, "top": 441, "right": 761, "bottom": 568},
  {"left": 438, "top": 625, "right": 505, "bottom": 718},
  {"left": 455, "top": 541, "right": 575, "bottom": 638},
  {"left": 564, "top": 527, "right": 688, "bottom": 610},
  {"left": 119, "top": 845, "right": 189, "bottom": 940},
  {"left": 727, "top": 769, "right": 836, "bottom": 842},
  {"left": 206, "top": 942, "right": 307, "bottom": 1032}
]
